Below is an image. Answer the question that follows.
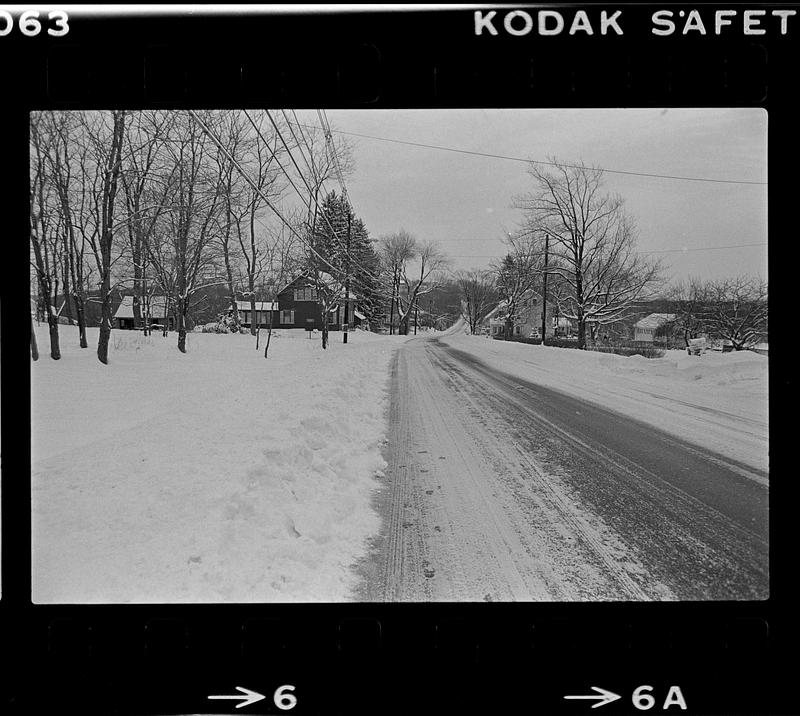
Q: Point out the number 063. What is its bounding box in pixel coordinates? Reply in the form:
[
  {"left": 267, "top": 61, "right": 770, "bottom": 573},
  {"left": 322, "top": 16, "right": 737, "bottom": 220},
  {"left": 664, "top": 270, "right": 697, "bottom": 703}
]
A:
[{"left": 0, "top": 10, "right": 70, "bottom": 36}]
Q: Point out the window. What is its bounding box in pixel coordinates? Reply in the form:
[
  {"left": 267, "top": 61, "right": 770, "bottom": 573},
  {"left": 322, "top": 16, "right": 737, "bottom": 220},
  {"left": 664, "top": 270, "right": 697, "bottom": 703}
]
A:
[
  {"left": 280, "top": 310, "right": 295, "bottom": 325},
  {"left": 293, "top": 287, "right": 317, "bottom": 301}
]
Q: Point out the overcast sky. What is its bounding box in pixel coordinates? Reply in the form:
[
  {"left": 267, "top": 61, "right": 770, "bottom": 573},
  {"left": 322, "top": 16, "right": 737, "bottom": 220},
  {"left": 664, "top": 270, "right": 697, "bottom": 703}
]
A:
[{"left": 292, "top": 108, "right": 767, "bottom": 284}]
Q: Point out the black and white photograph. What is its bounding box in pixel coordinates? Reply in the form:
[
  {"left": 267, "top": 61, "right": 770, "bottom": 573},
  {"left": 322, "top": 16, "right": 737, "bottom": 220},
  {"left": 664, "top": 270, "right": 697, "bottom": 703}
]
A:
[{"left": 29, "top": 107, "right": 768, "bottom": 604}]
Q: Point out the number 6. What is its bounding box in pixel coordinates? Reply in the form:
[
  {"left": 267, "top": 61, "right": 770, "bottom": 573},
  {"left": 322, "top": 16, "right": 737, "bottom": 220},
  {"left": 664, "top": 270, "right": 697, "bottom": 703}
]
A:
[
  {"left": 632, "top": 684, "right": 656, "bottom": 710},
  {"left": 20, "top": 10, "right": 42, "bottom": 36},
  {"left": 274, "top": 684, "right": 297, "bottom": 710}
]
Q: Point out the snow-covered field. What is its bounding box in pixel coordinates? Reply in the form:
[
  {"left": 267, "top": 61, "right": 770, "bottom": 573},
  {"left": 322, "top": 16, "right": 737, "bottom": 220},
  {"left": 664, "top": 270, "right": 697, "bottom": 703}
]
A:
[
  {"left": 440, "top": 334, "right": 769, "bottom": 477},
  {"left": 31, "top": 326, "right": 405, "bottom": 603}
]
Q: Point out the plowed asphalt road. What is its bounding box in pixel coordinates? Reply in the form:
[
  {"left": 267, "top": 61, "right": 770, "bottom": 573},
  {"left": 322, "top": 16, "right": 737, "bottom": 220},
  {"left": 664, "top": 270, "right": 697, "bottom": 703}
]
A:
[{"left": 358, "top": 337, "right": 768, "bottom": 602}]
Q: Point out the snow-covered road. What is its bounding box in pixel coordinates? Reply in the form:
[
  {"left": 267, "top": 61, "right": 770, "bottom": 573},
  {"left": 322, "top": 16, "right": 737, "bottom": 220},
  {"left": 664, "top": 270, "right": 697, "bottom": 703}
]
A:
[{"left": 358, "top": 336, "right": 768, "bottom": 602}]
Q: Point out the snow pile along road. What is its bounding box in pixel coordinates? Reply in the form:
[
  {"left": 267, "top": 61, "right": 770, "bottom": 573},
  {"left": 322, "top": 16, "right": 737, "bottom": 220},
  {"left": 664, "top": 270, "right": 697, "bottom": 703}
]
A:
[
  {"left": 438, "top": 336, "right": 768, "bottom": 475},
  {"left": 31, "top": 327, "right": 404, "bottom": 603}
]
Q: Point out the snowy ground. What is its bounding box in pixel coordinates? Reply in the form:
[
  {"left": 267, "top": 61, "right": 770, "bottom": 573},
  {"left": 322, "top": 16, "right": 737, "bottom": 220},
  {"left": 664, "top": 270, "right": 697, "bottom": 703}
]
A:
[
  {"left": 30, "top": 324, "right": 767, "bottom": 604},
  {"left": 31, "top": 326, "right": 407, "bottom": 603},
  {"left": 438, "top": 334, "right": 769, "bottom": 476}
]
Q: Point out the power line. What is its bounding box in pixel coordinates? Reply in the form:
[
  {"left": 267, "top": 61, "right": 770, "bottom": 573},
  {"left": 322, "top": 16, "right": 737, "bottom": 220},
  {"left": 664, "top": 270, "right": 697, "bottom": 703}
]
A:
[
  {"left": 638, "top": 242, "right": 767, "bottom": 254},
  {"left": 242, "top": 109, "right": 356, "bottom": 281},
  {"left": 287, "top": 119, "right": 766, "bottom": 187},
  {"left": 187, "top": 110, "right": 344, "bottom": 281},
  {"left": 440, "top": 242, "right": 767, "bottom": 259},
  {"left": 242, "top": 110, "right": 391, "bottom": 298},
  {"left": 318, "top": 110, "right": 349, "bottom": 199},
  {"left": 282, "top": 109, "right": 318, "bottom": 190},
  {"left": 274, "top": 110, "right": 382, "bottom": 286}
]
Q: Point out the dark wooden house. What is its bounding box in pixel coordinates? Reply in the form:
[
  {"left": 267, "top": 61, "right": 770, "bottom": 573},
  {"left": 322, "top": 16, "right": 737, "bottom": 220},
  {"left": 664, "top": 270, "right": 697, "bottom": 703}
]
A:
[{"left": 234, "top": 274, "right": 361, "bottom": 331}]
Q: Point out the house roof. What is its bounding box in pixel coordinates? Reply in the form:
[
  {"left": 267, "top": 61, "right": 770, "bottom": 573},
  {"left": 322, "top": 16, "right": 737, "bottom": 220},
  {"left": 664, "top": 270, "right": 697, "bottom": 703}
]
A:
[
  {"left": 634, "top": 313, "right": 676, "bottom": 330},
  {"left": 114, "top": 295, "right": 169, "bottom": 319},
  {"left": 234, "top": 300, "right": 278, "bottom": 312},
  {"left": 280, "top": 272, "right": 357, "bottom": 300}
]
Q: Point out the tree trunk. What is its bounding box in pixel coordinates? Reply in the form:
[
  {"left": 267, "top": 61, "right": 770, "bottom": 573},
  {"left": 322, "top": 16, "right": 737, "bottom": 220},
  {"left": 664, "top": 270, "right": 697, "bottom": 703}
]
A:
[
  {"left": 96, "top": 111, "right": 125, "bottom": 364},
  {"left": 577, "top": 317, "right": 586, "bottom": 350},
  {"left": 97, "top": 284, "right": 113, "bottom": 363},
  {"left": 249, "top": 295, "right": 257, "bottom": 337},
  {"left": 399, "top": 312, "right": 411, "bottom": 336},
  {"left": 62, "top": 237, "right": 72, "bottom": 325},
  {"left": 74, "top": 292, "right": 88, "bottom": 348},
  {"left": 31, "top": 313, "right": 39, "bottom": 361},
  {"left": 177, "top": 296, "right": 187, "bottom": 353},
  {"left": 264, "top": 308, "right": 274, "bottom": 359},
  {"left": 131, "top": 228, "right": 143, "bottom": 329},
  {"left": 48, "top": 310, "right": 62, "bottom": 360},
  {"left": 390, "top": 269, "right": 399, "bottom": 335},
  {"left": 223, "top": 230, "right": 239, "bottom": 331}
]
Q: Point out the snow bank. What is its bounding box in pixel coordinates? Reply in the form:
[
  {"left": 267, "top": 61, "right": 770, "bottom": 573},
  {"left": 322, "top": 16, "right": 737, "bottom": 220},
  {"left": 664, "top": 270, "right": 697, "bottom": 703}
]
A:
[
  {"left": 439, "top": 336, "right": 768, "bottom": 475},
  {"left": 31, "top": 327, "right": 404, "bottom": 603}
]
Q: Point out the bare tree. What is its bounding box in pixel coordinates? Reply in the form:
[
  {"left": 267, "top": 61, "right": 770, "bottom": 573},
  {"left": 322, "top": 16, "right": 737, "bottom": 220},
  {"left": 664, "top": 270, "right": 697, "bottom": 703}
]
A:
[
  {"left": 228, "top": 111, "right": 288, "bottom": 338},
  {"left": 661, "top": 277, "right": 708, "bottom": 347},
  {"left": 703, "top": 275, "right": 768, "bottom": 350},
  {"left": 30, "top": 112, "right": 63, "bottom": 359},
  {"left": 43, "top": 111, "right": 97, "bottom": 348},
  {"left": 455, "top": 269, "right": 498, "bottom": 335},
  {"left": 515, "top": 159, "right": 663, "bottom": 349},
  {"left": 76, "top": 111, "right": 127, "bottom": 363},
  {"left": 379, "top": 231, "right": 417, "bottom": 334},
  {"left": 156, "top": 111, "right": 226, "bottom": 353},
  {"left": 119, "top": 110, "right": 175, "bottom": 336},
  {"left": 211, "top": 111, "right": 249, "bottom": 332},
  {"left": 397, "top": 240, "right": 449, "bottom": 336}
]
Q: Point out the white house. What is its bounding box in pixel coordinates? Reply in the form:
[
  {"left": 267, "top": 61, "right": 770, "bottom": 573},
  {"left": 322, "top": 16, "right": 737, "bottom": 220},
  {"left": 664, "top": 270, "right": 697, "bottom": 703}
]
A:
[
  {"left": 482, "top": 291, "right": 568, "bottom": 338},
  {"left": 633, "top": 313, "right": 676, "bottom": 343}
]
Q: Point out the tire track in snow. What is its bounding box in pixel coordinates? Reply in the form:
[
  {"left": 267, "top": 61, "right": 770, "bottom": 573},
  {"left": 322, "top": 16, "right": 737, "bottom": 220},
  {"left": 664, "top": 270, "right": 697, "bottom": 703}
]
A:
[
  {"left": 359, "top": 338, "right": 668, "bottom": 602},
  {"left": 423, "top": 344, "right": 655, "bottom": 601}
]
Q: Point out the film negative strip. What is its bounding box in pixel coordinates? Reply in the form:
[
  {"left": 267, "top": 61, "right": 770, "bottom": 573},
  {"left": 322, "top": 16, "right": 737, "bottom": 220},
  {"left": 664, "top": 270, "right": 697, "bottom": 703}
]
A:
[{"left": 1, "top": 3, "right": 793, "bottom": 715}]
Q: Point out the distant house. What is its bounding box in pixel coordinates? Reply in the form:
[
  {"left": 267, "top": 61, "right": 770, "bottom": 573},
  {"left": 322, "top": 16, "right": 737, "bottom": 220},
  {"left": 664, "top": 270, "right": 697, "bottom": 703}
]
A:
[
  {"left": 114, "top": 295, "right": 174, "bottom": 330},
  {"left": 44, "top": 290, "right": 125, "bottom": 327},
  {"left": 483, "top": 291, "right": 567, "bottom": 338},
  {"left": 233, "top": 274, "right": 360, "bottom": 331},
  {"left": 633, "top": 313, "right": 676, "bottom": 343}
]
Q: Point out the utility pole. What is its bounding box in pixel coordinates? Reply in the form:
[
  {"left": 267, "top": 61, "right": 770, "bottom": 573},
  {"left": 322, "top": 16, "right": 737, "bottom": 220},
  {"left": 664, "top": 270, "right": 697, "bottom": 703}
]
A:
[
  {"left": 343, "top": 211, "right": 351, "bottom": 344},
  {"left": 540, "top": 231, "right": 549, "bottom": 346}
]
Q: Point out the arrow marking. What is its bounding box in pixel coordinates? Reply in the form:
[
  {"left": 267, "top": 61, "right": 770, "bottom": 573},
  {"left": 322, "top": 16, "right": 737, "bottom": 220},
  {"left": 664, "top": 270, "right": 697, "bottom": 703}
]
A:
[
  {"left": 208, "top": 686, "right": 267, "bottom": 709},
  {"left": 564, "top": 686, "right": 622, "bottom": 709}
]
